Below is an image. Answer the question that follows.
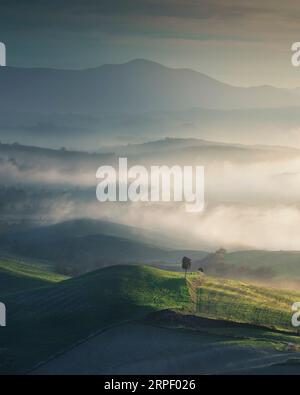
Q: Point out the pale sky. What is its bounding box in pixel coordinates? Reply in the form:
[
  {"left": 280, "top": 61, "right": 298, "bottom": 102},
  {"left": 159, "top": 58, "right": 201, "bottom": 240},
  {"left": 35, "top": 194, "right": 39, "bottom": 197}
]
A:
[{"left": 1, "top": 0, "right": 300, "bottom": 87}]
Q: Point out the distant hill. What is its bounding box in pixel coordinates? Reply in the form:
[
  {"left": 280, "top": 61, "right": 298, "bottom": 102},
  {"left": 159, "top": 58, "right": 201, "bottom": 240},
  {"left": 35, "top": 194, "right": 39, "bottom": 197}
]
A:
[
  {"left": 1, "top": 139, "right": 299, "bottom": 174},
  {"left": 0, "top": 219, "right": 207, "bottom": 275},
  {"left": 0, "top": 60, "right": 299, "bottom": 149},
  {"left": 195, "top": 249, "right": 300, "bottom": 288},
  {"left": 3, "top": 106, "right": 300, "bottom": 149},
  {"left": 0, "top": 59, "right": 299, "bottom": 115},
  {"left": 100, "top": 137, "right": 300, "bottom": 164},
  {"left": 225, "top": 250, "right": 300, "bottom": 284}
]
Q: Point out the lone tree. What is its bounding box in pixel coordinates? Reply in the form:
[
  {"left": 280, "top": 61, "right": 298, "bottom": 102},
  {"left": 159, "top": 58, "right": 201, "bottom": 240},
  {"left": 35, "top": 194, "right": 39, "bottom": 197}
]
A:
[{"left": 182, "top": 256, "right": 192, "bottom": 278}]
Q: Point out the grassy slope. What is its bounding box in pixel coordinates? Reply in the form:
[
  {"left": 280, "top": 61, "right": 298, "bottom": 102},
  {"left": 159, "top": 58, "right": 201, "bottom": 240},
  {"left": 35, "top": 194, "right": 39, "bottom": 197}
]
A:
[
  {"left": 0, "top": 258, "right": 67, "bottom": 296},
  {"left": 1, "top": 264, "right": 300, "bottom": 374},
  {"left": 188, "top": 273, "right": 300, "bottom": 332},
  {"left": 0, "top": 265, "right": 189, "bottom": 374}
]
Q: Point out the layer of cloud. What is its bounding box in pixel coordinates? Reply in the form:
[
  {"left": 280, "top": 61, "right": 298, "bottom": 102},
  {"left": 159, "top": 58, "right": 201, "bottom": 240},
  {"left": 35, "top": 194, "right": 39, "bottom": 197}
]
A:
[{"left": 2, "top": 148, "right": 300, "bottom": 250}]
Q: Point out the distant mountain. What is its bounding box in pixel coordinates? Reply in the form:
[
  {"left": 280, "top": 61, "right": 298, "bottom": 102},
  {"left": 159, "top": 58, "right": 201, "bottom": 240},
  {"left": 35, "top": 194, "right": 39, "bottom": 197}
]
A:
[{"left": 0, "top": 59, "right": 299, "bottom": 115}]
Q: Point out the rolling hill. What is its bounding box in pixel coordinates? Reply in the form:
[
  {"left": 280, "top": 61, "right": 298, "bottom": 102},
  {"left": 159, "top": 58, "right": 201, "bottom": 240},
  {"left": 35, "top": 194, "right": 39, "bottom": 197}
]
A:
[
  {"left": 0, "top": 219, "right": 207, "bottom": 275},
  {"left": 1, "top": 60, "right": 300, "bottom": 149},
  {"left": 188, "top": 273, "right": 300, "bottom": 332},
  {"left": 1, "top": 265, "right": 300, "bottom": 374},
  {"left": 101, "top": 137, "right": 300, "bottom": 165},
  {"left": 224, "top": 251, "right": 300, "bottom": 287},
  {"left": 0, "top": 59, "right": 299, "bottom": 115},
  {"left": 2, "top": 217, "right": 180, "bottom": 250},
  {"left": 3, "top": 106, "right": 300, "bottom": 150},
  {"left": 225, "top": 250, "right": 300, "bottom": 275},
  {"left": 0, "top": 257, "right": 67, "bottom": 296},
  {"left": 194, "top": 249, "right": 300, "bottom": 287},
  {"left": 0, "top": 265, "right": 190, "bottom": 373},
  {"left": 1, "top": 139, "right": 299, "bottom": 191}
]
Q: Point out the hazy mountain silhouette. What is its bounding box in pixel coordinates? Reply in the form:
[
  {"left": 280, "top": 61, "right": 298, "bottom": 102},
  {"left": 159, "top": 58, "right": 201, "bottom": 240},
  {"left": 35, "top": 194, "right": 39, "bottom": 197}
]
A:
[{"left": 0, "top": 59, "right": 299, "bottom": 114}]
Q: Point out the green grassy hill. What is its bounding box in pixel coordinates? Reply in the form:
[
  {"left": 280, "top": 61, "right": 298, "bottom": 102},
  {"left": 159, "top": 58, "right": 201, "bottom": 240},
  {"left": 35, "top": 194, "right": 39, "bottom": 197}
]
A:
[
  {"left": 1, "top": 264, "right": 300, "bottom": 374},
  {"left": 188, "top": 273, "right": 300, "bottom": 332},
  {"left": 0, "top": 258, "right": 67, "bottom": 296},
  {"left": 0, "top": 265, "right": 189, "bottom": 374}
]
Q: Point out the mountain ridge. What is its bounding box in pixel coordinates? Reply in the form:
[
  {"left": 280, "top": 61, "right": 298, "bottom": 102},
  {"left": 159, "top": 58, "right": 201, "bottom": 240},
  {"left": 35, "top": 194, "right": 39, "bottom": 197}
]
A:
[{"left": 0, "top": 58, "right": 299, "bottom": 114}]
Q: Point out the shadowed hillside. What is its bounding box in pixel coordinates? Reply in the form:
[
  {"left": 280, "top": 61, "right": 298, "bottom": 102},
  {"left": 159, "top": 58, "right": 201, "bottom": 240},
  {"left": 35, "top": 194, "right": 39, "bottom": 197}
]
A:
[
  {"left": 0, "top": 219, "right": 207, "bottom": 275},
  {"left": 1, "top": 265, "right": 300, "bottom": 374},
  {"left": 0, "top": 265, "right": 190, "bottom": 373},
  {"left": 0, "top": 257, "right": 67, "bottom": 296}
]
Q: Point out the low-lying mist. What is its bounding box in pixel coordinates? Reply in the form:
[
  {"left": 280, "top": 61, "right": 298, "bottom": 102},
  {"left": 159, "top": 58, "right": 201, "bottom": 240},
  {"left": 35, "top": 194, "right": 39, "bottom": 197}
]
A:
[{"left": 1, "top": 140, "right": 300, "bottom": 251}]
